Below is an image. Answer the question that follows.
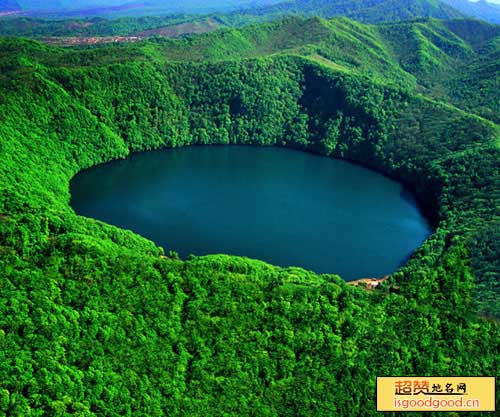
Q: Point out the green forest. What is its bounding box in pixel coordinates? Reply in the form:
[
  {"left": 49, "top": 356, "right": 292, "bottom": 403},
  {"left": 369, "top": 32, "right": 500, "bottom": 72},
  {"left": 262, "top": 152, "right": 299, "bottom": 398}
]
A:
[
  {"left": 0, "top": 14, "right": 499, "bottom": 417},
  {"left": 0, "top": 0, "right": 474, "bottom": 38}
]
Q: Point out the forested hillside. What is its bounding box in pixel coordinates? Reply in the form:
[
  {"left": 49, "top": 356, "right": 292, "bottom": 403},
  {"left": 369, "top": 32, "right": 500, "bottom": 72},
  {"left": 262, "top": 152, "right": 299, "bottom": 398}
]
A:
[
  {"left": 0, "top": 0, "right": 465, "bottom": 37},
  {"left": 221, "top": 0, "right": 464, "bottom": 25},
  {"left": 0, "top": 15, "right": 193, "bottom": 37},
  {"left": 4, "top": 15, "right": 500, "bottom": 120},
  {"left": 3, "top": 16, "right": 500, "bottom": 125},
  {"left": 0, "top": 15, "right": 499, "bottom": 417}
]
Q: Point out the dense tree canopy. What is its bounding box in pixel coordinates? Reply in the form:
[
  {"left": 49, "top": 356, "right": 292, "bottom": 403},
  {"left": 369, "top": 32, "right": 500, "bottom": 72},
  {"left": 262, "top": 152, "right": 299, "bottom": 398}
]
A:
[{"left": 0, "top": 16, "right": 499, "bottom": 416}]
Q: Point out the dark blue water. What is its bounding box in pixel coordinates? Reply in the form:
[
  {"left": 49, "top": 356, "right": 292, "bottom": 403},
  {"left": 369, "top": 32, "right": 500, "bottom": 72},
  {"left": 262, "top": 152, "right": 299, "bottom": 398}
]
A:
[{"left": 70, "top": 146, "right": 432, "bottom": 279}]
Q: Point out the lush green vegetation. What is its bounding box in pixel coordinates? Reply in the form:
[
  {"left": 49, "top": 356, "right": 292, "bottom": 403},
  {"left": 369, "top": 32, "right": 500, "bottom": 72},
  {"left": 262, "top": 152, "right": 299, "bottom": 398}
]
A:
[
  {"left": 0, "top": 0, "right": 465, "bottom": 38},
  {"left": 0, "top": 15, "right": 499, "bottom": 416},
  {"left": 0, "top": 0, "right": 465, "bottom": 23},
  {"left": 0, "top": 15, "right": 200, "bottom": 37},
  {"left": 3, "top": 15, "right": 500, "bottom": 125},
  {"left": 221, "top": 0, "right": 464, "bottom": 26}
]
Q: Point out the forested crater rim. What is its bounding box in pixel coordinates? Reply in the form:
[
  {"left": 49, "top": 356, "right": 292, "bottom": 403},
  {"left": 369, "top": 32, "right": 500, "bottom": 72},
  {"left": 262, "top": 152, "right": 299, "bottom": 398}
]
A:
[{"left": 2, "top": 45, "right": 496, "bottom": 309}]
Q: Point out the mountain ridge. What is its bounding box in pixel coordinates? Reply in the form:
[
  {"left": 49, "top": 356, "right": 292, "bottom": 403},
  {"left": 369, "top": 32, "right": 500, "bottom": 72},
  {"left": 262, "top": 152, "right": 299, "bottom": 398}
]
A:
[
  {"left": 222, "top": 0, "right": 465, "bottom": 25},
  {"left": 1, "top": 0, "right": 466, "bottom": 21},
  {"left": 0, "top": 12, "right": 499, "bottom": 416}
]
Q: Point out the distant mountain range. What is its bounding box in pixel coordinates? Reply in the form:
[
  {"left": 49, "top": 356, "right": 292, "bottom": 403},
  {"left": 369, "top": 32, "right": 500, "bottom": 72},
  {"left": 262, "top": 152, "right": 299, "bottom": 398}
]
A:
[
  {"left": 2, "top": 0, "right": 285, "bottom": 15},
  {"left": 0, "top": 0, "right": 22, "bottom": 12},
  {"left": 441, "top": 0, "right": 500, "bottom": 23},
  {"left": 222, "top": 0, "right": 464, "bottom": 24},
  {"left": 2, "top": 0, "right": 500, "bottom": 24}
]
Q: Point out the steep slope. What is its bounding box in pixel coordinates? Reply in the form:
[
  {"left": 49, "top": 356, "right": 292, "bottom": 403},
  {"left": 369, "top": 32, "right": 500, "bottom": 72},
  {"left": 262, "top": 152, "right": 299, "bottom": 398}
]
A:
[
  {"left": 6, "top": 15, "right": 498, "bottom": 122},
  {"left": 3, "top": 16, "right": 498, "bottom": 122},
  {"left": 442, "top": 18, "right": 500, "bottom": 48},
  {"left": 378, "top": 19, "right": 474, "bottom": 82},
  {"left": 374, "top": 18, "right": 500, "bottom": 123},
  {"left": 148, "top": 17, "right": 414, "bottom": 85},
  {"left": 138, "top": 16, "right": 500, "bottom": 125}
]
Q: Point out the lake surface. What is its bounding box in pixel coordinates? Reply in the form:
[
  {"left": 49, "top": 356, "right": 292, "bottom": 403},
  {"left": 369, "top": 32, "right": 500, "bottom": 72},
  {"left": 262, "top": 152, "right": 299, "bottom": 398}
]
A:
[{"left": 70, "top": 146, "right": 433, "bottom": 280}]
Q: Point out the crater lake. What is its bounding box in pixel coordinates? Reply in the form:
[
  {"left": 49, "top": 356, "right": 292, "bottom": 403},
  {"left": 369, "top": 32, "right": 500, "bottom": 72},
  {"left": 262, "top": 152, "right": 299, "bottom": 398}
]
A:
[{"left": 70, "top": 146, "right": 433, "bottom": 279}]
